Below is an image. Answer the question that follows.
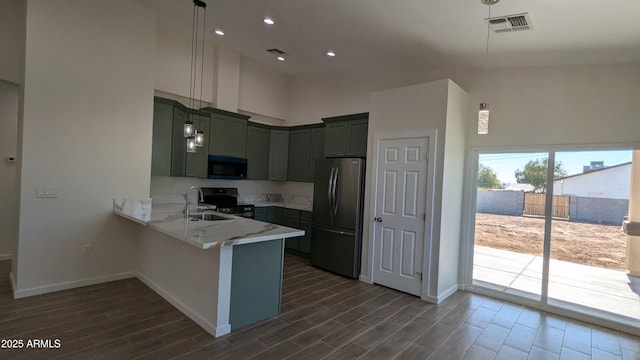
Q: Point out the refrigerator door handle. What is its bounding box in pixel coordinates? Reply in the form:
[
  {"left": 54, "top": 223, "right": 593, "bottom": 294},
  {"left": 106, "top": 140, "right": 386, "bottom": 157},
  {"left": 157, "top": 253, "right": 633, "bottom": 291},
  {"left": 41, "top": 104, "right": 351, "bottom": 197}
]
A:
[
  {"left": 332, "top": 167, "right": 339, "bottom": 216},
  {"left": 328, "top": 166, "right": 336, "bottom": 214}
]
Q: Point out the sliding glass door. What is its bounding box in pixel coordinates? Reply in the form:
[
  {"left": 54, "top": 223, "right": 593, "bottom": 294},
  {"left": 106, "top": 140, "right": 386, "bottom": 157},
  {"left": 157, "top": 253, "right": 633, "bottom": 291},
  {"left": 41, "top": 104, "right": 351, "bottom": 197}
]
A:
[
  {"left": 472, "top": 152, "right": 549, "bottom": 301},
  {"left": 471, "top": 148, "right": 639, "bottom": 325}
]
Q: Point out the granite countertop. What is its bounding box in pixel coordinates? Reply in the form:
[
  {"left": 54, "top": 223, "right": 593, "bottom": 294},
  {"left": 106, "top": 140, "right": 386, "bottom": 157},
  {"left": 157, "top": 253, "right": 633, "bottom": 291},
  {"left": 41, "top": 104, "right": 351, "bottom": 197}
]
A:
[
  {"left": 113, "top": 199, "right": 305, "bottom": 250},
  {"left": 253, "top": 202, "right": 312, "bottom": 211}
]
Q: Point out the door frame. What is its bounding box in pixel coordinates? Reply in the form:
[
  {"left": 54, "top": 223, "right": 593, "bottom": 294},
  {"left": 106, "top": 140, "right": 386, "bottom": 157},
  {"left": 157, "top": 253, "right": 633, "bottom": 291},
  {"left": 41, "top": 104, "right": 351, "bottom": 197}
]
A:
[{"left": 365, "top": 130, "right": 437, "bottom": 302}]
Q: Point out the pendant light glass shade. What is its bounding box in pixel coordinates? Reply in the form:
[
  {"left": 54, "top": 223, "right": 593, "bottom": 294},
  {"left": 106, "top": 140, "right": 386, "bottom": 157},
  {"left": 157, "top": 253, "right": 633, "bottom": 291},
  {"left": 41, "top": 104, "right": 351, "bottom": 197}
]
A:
[
  {"left": 194, "top": 130, "right": 204, "bottom": 147},
  {"left": 478, "top": 102, "right": 489, "bottom": 135},
  {"left": 186, "top": 138, "right": 197, "bottom": 153},
  {"left": 184, "top": 122, "right": 194, "bottom": 138}
]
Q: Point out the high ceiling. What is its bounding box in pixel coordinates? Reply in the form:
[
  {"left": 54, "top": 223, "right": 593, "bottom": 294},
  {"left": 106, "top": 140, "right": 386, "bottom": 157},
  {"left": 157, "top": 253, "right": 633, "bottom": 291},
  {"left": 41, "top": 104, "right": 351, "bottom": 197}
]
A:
[{"left": 136, "top": 0, "right": 640, "bottom": 76}]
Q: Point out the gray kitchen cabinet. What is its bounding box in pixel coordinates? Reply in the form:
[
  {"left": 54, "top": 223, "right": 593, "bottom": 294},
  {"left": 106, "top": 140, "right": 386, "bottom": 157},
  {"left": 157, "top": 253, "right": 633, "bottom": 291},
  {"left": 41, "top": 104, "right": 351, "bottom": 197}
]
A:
[
  {"left": 152, "top": 97, "right": 190, "bottom": 177},
  {"left": 287, "top": 129, "right": 311, "bottom": 182},
  {"left": 205, "top": 108, "right": 249, "bottom": 158},
  {"left": 309, "top": 127, "right": 325, "bottom": 181},
  {"left": 267, "top": 206, "right": 284, "bottom": 225},
  {"left": 151, "top": 102, "right": 173, "bottom": 176},
  {"left": 282, "top": 208, "right": 311, "bottom": 257},
  {"left": 287, "top": 124, "right": 324, "bottom": 183},
  {"left": 283, "top": 208, "right": 300, "bottom": 250},
  {"left": 299, "top": 211, "right": 312, "bottom": 254},
  {"left": 170, "top": 106, "right": 187, "bottom": 176},
  {"left": 268, "top": 129, "right": 289, "bottom": 181},
  {"left": 323, "top": 113, "right": 369, "bottom": 158},
  {"left": 324, "top": 122, "right": 349, "bottom": 158},
  {"left": 246, "top": 123, "right": 270, "bottom": 180},
  {"left": 254, "top": 207, "right": 269, "bottom": 222},
  {"left": 185, "top": 112, "right": 210, "bottom": 178},
  {"left": 348, "top": 119, "right": 368, "bottom": 156}
]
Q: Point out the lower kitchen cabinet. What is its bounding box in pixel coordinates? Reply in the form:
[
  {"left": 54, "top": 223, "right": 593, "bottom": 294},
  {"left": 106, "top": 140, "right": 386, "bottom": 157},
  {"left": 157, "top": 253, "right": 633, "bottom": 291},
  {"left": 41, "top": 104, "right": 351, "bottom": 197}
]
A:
[
  {"left": 254, "top": 207, "right": 268, "bottom": 222},
  {"left": 283, "top": 208, "right": 312, "bottom": 257},
  {"left": 255, "top": 206, "right": 311, "bottom": 257}
]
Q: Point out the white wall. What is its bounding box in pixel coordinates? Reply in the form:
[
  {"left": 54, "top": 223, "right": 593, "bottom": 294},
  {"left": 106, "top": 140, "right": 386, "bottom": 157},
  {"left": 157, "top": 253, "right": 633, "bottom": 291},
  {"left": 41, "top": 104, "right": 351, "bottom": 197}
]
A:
[
  {"left": 14, "top": 0, "right": 156, "bottom": 294},
  {"left": 465, "top": 64, "right": 640, "bottom": 148},
  {"left": 365, "top": 79, "right": 467, "bottom": 302},
  {"left": 238, "top": 58, "right": 290, "bottom": 121},
  {"left": 0, "top": 81, "right": 19, "bottom": 259},
  {"left": 437, "top": 82, "right": 468, "bottom": 296},
  {"left": 154, "top": 22, "right": 215, "bottom": 106},
  {"left": 553, "top": 164, "right": 631, "bottom": 200},
  {"left": 0, "top": 0, "right": 24, "bottom": 84}
]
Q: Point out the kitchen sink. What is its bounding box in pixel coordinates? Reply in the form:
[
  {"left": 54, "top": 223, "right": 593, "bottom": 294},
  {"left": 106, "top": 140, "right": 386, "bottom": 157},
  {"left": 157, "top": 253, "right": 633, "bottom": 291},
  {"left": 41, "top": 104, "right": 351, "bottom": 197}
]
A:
[{"left": 189, "top": 213, "right": 228, "bottom": 221}]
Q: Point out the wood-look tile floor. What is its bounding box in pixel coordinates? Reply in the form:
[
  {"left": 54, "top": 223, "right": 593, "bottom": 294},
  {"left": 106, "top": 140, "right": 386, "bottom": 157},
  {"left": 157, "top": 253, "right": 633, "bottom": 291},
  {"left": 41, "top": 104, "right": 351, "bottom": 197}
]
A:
[{"left": 2, "top": 256, "right": 640, "bottom": 359}]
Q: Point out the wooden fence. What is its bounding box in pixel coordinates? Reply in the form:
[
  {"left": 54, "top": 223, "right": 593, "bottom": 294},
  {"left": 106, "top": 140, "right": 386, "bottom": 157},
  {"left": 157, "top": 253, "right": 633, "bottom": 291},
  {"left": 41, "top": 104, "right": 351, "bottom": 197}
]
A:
[{"left": 523, "top": 193, "right": 570, "bottom": 219}]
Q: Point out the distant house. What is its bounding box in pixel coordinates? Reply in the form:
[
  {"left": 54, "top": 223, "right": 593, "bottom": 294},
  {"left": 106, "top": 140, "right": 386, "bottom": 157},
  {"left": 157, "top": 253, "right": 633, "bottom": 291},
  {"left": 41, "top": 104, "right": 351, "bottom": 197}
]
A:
[
  {"left": 502, "top": 183, "right": 536, "bottom": 192},
  {"left": 553, "top": 162, "right": 631, "bottom": 200}
]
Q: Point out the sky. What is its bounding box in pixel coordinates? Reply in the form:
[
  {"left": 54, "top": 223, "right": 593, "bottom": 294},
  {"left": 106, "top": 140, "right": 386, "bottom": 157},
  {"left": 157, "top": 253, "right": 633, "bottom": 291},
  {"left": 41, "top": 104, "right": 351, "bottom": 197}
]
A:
[{"left": 479, "top": 150, "right": 633, "bottom": 184}]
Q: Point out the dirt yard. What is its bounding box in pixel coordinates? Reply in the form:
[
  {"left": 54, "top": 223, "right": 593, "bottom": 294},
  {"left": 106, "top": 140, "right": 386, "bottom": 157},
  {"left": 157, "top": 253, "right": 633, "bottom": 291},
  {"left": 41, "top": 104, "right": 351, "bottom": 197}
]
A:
[{"left": 475, "top": 213, "right": 627, "bottom": 270}]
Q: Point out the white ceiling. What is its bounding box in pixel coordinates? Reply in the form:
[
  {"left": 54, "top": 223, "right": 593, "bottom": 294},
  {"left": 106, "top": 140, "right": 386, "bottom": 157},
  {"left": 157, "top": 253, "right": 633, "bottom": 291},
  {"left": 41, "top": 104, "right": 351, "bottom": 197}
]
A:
[{"left": 136, "top": 0, "right": 640, "bottom": 76}]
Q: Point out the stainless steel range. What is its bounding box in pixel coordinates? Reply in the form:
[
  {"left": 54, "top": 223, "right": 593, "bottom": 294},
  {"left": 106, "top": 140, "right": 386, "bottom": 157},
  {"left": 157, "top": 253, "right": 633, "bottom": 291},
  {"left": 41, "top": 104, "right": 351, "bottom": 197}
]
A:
[{"left": 200, "top": 187, "right": 255, "bottom": 219}]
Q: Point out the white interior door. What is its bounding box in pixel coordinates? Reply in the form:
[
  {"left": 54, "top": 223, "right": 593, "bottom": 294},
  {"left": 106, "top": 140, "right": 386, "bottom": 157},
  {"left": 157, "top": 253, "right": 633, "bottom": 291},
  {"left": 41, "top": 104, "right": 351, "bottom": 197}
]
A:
[{"left": 373, "top": 137, "right": 428, "bottom": 296}]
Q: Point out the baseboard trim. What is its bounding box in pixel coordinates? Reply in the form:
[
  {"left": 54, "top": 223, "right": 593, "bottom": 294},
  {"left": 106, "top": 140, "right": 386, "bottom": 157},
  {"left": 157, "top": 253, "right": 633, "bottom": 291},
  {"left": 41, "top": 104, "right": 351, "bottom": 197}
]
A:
[
  {"left": 9, "top": 271, "right": 16, "bottom": 298},
  {"left": 358, "top": 274, "right": 372, "bottom": 284},
  {"left": 12, "top": 271, "right": 136, "bottom": 299},
  {"left": 135, "top": 272, "right": 230, "bottom": 338},
  {"left": 437, "top": 284, "right": 459, "bottom": 303},
  {"left": 422, "top": 284, "right": 459, "bottom": 304},
  {"left": 0, "top": 253, "right": 12, "bottom": 261}
]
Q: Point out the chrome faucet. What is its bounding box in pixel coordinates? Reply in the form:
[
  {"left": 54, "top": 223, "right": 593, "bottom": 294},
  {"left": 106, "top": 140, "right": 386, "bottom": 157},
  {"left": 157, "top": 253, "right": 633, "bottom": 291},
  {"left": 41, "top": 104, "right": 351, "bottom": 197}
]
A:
[{"left": 184, "top": 186, "right": 204, "bottom": 219}]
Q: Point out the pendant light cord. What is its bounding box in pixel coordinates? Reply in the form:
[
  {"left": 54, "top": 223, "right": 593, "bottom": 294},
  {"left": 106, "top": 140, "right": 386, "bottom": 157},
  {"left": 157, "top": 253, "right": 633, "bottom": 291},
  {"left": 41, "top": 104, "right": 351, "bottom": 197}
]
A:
[
  {"left": 483, "top": 2, "right": 492, "bottom": 103},
  {"left": 189, "top": 5, "right": 197, "bottom": 114},
  {"left": 199, "top": 9, "right": 206, "bottom": 112}
]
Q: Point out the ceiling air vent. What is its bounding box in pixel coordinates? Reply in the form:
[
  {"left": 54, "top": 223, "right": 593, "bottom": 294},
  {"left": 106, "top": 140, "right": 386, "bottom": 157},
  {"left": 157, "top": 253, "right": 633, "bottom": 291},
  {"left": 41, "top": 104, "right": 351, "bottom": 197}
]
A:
[
  {"left": 266, "top": 48, "right": 287, "bottom": 55},
  {"left": 488, "top": 13, "right": 533, "bottom": 33}
]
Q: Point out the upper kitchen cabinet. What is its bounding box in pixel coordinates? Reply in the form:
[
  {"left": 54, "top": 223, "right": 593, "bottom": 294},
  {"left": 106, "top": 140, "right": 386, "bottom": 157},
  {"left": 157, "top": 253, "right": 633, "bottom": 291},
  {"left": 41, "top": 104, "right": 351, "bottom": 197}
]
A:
[
  {"left": 151, "top": 101, "right": 173, "bottom": 176},
  {"left": 184, "top": 111, "right": 210, "bottom": 178},
  {"left": 323, "top": 113, "right": 369, "bottom": 158},
  {"left": 309, "top": 126, "right": 325, "bottom": 180},
  {"left": 287, "top": 124, "right": 325, "bottom": 182},
  {"left": 202, "top": 107, "right": 250, "bottom": 158},
  {"left": 287, "top": 128, "right": 311, "bottom": 182},
  {"left": 268, "top": 129, "right": 289, "bottom": 181},
  {"left": 246, "top": 122, "right": 270, "bottom": 180},
  {"left": 152, "top": 97, "right": 190, "bottom": 177}
]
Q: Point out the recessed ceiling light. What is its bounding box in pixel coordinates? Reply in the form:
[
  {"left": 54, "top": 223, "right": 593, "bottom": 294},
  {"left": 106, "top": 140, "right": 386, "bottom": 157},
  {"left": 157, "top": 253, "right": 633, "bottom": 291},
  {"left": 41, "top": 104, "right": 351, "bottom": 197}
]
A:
[
  {"left": 263, "top": 17, "right": 275, "bottom": 25},
  {"left": 276, "top": 56, "right": 285, "bottom": 61},
  {"left": 215, "top": 29, "right": 224, "bottom": 36},
  {"left": 327, "top": 51, "right": 336, "bottom": 57}
]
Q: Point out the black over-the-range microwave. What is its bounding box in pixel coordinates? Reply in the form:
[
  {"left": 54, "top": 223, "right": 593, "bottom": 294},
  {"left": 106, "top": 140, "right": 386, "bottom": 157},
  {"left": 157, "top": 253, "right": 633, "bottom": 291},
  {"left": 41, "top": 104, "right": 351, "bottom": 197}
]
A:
[{"left": 208, "top": 155, "right": 247, "bottom": 179}]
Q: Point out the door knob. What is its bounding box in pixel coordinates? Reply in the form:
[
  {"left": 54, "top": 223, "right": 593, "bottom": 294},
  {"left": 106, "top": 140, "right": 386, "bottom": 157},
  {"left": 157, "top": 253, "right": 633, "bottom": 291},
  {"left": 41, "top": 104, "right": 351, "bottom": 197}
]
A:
[{"left": 374, "top": 217, "right": 383, "bottom": 223}]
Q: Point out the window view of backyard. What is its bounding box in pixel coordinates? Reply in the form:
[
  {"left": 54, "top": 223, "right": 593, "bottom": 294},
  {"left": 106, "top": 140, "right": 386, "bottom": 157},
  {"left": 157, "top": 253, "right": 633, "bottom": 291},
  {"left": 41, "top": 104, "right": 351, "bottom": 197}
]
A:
[{"left": 473, "top": 150, "right": 638, "bottom": 321}]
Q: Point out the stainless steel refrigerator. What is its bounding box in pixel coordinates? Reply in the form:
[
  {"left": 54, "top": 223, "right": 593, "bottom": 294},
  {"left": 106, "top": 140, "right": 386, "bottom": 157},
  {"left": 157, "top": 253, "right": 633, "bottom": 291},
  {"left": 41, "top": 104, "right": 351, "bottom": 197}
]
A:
[{"left": 311, "top": 158, "right": 365, "bottom": 278}]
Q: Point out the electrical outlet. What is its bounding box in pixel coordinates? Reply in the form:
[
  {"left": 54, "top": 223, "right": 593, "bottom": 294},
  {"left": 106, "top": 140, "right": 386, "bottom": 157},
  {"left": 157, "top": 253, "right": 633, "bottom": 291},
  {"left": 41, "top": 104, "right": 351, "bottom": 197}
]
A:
[
  {"left": 36, "top": 187, "right": 58, "bottom": 198},
  {"left": 83, "top": 244, "right": 91, "bottom": 255}
]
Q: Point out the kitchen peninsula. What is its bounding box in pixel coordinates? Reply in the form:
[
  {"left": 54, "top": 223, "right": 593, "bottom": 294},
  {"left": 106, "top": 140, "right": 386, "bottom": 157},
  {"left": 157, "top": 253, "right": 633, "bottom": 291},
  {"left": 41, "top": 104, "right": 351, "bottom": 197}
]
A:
[{"left": 114, "top": 199, "right": 304, "bottom": 337}]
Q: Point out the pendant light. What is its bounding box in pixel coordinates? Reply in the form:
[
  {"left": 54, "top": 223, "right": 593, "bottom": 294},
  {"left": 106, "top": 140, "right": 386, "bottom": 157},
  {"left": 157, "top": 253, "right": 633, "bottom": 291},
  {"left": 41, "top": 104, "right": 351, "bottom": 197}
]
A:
[
  {"left": 184, "top": 0, "right": 207, "bottom": 152},
  {"left": 478, "top": 0, "right": 498, "bottom": 135}
]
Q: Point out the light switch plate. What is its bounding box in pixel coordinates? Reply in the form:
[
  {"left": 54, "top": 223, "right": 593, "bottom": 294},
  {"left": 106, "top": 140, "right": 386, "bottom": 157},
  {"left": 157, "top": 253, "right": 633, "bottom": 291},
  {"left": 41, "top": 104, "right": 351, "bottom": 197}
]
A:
[
  {"left": 36, "top": 187, "right": 58, "bottom": 198},
  {"left": 5, "top": 155, "right": 16, "bottom": 164}
]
